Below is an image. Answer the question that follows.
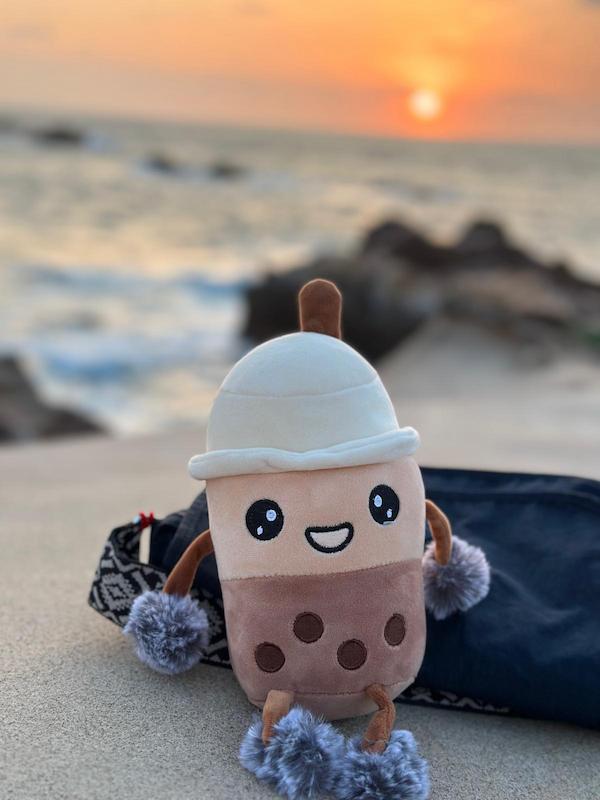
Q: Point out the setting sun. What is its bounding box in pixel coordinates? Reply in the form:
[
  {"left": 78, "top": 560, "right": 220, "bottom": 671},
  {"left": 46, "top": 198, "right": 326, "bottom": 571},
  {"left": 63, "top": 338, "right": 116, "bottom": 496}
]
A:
[
  {"left": 408, "top": 89, "right": 443, "bottom": 122},
  {"left": 1, "top": 1, "right": 600, "bottom": 141}
]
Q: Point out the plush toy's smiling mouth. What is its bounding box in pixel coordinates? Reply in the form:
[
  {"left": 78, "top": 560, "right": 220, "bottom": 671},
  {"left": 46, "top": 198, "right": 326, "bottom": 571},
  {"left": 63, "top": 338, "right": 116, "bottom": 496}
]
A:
[{"left": 304, "top": 523, "right": 354, "bottom": 553}]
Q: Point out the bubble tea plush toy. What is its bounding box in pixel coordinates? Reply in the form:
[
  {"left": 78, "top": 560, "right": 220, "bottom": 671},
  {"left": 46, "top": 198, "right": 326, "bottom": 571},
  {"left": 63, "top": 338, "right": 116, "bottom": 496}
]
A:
[{"left": 125, "top": 280, "right": 490, "bottom": 800}]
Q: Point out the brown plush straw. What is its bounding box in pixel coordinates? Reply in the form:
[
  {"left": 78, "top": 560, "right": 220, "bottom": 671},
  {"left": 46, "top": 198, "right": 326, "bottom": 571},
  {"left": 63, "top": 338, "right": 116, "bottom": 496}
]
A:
[{"left": 298, "top": 279, "right": 342, "bottom": 339}]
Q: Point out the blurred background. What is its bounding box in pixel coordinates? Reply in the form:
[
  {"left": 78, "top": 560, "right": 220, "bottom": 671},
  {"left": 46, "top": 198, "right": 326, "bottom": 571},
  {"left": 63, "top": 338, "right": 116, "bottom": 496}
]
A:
[{"left": 1, "top": 1, "right": 599, "bottom": 469}]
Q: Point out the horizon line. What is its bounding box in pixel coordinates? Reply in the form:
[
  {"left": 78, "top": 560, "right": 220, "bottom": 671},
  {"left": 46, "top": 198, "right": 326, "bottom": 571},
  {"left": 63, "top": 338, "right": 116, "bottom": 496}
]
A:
[{"left": 3, "top": 99, "right": 600, "bottom": 152}]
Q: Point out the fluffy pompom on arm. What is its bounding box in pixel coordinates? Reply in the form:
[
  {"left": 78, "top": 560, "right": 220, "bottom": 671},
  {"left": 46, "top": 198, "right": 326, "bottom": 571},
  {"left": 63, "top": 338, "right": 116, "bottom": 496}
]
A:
[
  {"left": 422, "top": 502, "right": 491, "bottom": 621},
  {"left": 123, "top": 529, "right": 213, "bottom": 674}
]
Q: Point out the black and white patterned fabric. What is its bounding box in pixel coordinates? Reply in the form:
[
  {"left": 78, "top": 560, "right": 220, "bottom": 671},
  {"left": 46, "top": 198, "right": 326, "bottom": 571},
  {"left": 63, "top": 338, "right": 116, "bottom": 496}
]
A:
[
  {"left": 88, "top": 510, "right": 230, "bottom": 667},
  {"left": 399, "top": 685, "right": 509, "bottom": 715},
  {"left": 88, "top": 520, "right": 165, "bottom": 627}
]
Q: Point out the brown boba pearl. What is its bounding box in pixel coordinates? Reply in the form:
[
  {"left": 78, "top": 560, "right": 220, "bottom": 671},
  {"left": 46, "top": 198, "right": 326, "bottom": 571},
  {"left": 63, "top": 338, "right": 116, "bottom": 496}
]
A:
[
  {"left": 337, "top": 639, "right": 367, "bottom": 670},
  {"left": 255, "top": 642, "right": 285, "bottom": 673},
  {"left": 293, "top": 612, "right": 324, "bottom": 643},
  {"left": 384, "top": 614, "right": 406, "bottom": 646}
]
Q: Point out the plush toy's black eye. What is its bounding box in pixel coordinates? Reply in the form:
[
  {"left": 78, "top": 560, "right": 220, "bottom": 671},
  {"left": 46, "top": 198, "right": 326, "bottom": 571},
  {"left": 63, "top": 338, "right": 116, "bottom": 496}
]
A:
[
  {"left": 369, "top": 485, "right": 400, "bottom": 525},
  {"left": 245, "top": 499, "right": 284, "bottom": 541}
]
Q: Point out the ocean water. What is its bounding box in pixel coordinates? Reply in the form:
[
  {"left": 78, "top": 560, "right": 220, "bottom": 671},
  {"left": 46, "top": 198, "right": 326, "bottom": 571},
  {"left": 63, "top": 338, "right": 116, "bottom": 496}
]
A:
[{"left": 1, "top": 113, "right": 599, "bottom": 434}]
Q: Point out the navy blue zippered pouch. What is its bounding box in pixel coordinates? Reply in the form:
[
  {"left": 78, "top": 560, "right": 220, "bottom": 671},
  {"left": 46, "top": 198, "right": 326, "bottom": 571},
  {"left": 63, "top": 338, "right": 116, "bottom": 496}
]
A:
[
  {"left": 89, "top": 467, "right": 600, "bottom": 729},
  {"left": 420, "top": 467, "right": 600, "bottom": 729}
]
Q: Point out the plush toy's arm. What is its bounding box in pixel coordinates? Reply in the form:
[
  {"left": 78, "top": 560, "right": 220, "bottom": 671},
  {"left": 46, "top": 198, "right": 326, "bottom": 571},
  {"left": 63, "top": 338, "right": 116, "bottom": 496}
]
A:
[
  {"left": 422, "top": 500, "right": 491, "bottom": 621},
  {"left": 425, "top": 499, "right": 452, "bottom": 565},
  {"left": 123, "top": 529, "right": 213, "bottom": 674},
  {"left": 164, "top": 528, "right": 213, "bottom": 595}
]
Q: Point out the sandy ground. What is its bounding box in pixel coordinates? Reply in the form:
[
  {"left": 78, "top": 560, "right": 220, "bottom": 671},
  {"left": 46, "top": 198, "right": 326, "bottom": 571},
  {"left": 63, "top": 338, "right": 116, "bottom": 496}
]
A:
[{"left": 2, "top": 333, "right": 600, "bottom": 799}]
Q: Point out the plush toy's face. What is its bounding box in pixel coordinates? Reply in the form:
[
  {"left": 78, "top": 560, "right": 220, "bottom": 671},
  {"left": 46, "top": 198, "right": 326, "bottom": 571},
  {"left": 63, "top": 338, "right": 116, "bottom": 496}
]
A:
[{"left": 206, "top": 456, "right": 425, "bottom": 581}]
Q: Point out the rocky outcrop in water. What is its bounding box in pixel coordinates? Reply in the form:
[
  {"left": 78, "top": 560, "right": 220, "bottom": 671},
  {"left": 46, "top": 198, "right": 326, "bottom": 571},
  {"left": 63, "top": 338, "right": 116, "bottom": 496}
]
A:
[
  {"left": 0, "top": 356, "right": 104, "bottom": 444},
  {"left": 143, "top": 152, "right": 182, "bottom": 175},
  {"left": 243, "top": 219, "right": 600, "bottom": 361},
  {"left": 142, "top": 153, "right": 247, "bottom": 180},
  {"left": 30, "top": 126, "right": 87, "bottom": 147},
  {"left": 207, "top": 160, "right": 246, "bottom": 180}
]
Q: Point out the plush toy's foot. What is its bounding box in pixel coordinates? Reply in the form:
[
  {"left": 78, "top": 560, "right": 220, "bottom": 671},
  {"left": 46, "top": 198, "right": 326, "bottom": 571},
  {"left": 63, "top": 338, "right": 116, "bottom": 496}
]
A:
[
  {"left": 334, "top": 730, "right": 429, "bottom": 800},
  {"left": 240, "top": 706, "right": 345, "bottom": 800},
  {"left": 123, "top": 590, "right": 209, "bottom": 674}
]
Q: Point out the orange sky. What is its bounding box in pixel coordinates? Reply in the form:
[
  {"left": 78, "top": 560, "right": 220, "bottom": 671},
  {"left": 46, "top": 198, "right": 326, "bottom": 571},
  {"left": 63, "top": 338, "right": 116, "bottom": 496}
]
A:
[{"left": 1, "top": 0, "right": 600, "bottom": 142}]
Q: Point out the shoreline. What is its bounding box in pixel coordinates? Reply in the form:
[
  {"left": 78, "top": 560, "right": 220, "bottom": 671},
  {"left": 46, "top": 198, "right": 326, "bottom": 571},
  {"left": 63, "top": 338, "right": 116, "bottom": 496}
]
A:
[{"left": 2, "top": 215, "right": 600, "bottom": 451}]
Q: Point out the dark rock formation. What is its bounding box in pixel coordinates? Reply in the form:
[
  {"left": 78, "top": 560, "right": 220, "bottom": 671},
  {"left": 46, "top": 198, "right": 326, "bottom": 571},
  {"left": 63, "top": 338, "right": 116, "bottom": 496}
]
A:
[
  {"left": 143, "top": 152, "right": 182, "bottom": 175},
  {"left": 454, "top": 220, "right": 544, "bottom": 269},
  {"left": 141, "top": 155, "right": 246, "bottom": 181},
  {"left": 361, "top": 220, "right": 451, "bottom": 268},
  {"left": 363, "top": 218, "right": 542, "bottom": 271},
  {"left": 208, "top": 160, "right": 246, "bottom": 180},
  {"left": 30, "top": 126, "right": 86, "bottom": 147},
  {"left": 0, "top": 356, "right": 104, "bottom": 444},
  {"left": 454, "top": 220, "right": 509, "bottom": 258},
  {"left": 244, "top": 259, "right": 425, "bottom": 361},
  {"left": 243, "top": 218, "right": 600, "bottom": 362}
]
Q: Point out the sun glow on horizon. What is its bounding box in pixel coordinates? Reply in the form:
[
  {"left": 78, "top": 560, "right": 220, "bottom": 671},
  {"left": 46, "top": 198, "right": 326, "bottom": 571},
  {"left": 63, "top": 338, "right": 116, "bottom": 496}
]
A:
[
  {"left": 408, "top": 88, "right": 443, "bottom": 122},
  {"left": 1, "top": 1, "right": 599, "bottom": 142}
]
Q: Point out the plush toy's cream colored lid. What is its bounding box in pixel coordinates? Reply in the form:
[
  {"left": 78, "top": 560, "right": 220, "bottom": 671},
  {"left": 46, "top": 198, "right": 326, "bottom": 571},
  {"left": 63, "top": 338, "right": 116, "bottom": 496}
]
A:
[{"left": 188, "top": 280, "right": 419, "bottom": 480}]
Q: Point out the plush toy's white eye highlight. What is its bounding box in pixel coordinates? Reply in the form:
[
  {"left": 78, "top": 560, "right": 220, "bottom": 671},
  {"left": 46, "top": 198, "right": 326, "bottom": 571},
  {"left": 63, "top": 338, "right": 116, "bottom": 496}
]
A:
[
  {"left": 245, "top": 499, "right": 284, "bottom": 541},
  {"left": 369, "top": 484, "right": 400, "bottom": 525}
]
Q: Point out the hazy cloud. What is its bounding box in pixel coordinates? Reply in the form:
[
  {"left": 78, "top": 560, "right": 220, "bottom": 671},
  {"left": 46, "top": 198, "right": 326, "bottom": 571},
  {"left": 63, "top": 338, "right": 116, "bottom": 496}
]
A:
[
  {"left": 3, "top": 24, "right": 54, "bottom": 42},
  {"left": 233, "top": 1, "right": 269, "bottom": 15}
]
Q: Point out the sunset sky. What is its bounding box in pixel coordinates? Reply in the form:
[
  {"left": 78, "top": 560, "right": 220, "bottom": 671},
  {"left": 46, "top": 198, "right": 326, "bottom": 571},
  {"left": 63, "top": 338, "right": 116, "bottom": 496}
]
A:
[{"left": 1, "top": 0, "right": 600, "bottom": 142}]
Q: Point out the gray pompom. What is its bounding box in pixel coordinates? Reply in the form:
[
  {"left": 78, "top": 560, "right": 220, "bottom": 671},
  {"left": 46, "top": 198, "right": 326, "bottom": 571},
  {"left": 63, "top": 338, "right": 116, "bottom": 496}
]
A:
[
  {"left": 240, "top": 707, "right": 345, "bottom": 799},
  {"left": 123, "top": 590, "right": 209, "bottom": 674},
  {"left": 423, "top": 535, "right": 491, "bottom": 621},
  {"left": 334, "top": 729, "right": 429, "bottom": 800}
]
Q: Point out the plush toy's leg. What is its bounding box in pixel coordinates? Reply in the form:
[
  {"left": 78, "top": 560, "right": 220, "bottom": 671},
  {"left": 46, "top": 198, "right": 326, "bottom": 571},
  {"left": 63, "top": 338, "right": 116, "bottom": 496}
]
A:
[
  {"left": 262, "top": 689, "right": 294, "bottom": 744},
  {"left": 361, "top": 684, "right": 396, "bottom": 754},
  {"left": 335, "top": 688, "right": 428, "bottom": 800}
]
